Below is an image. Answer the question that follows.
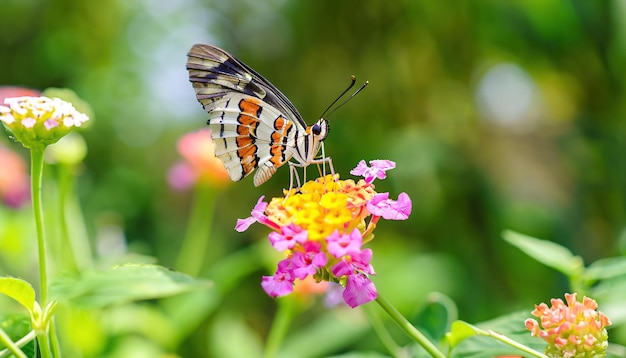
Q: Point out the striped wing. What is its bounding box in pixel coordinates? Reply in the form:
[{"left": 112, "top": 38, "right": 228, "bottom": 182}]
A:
[{"left": 187, "top": 44, "right": 306, "bottom": 186}]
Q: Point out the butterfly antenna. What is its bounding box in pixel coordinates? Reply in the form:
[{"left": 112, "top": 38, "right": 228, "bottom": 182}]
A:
[
  {"left": 319, "top": 75, "right": 356, "bottom": 119},
  {"left": 323, "top": 80, "right": 368, "bottom": 120}
]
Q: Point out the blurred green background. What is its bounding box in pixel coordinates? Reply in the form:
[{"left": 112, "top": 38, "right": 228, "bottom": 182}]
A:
[{"left": 1, "top": 0, "right": 625, "bottom": 356}]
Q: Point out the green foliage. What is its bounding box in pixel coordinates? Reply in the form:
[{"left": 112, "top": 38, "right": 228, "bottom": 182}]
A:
[
  {"left": 446, "top": 313, "right": 548, "bottom": 358},
  {"left": 49, "top": 264, "right": 212, "bottom": 309},
  {"left": 503, "top": 230, "right": 585, "bottom": 282},
  {"left": 0, "top": 278, "right": 35, "bottom": 313},
  {"left": 0, "top": 314, "right": 34, "bottom": 356}
]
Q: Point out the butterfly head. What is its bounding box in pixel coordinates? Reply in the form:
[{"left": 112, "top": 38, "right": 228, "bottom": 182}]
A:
[{"left": 310, "top": 118, "right": 329, "bottom": 141}]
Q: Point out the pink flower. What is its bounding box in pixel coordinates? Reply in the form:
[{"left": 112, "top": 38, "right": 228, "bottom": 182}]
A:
[
  {"left": 367, "top": 192, "right": 412, "bottom": 220},
  {"left": 0, "top": 145, "right": 30, "bottom": 208},
  {"left": 235, "top": 196, "right": 279, "bottom": 232},
  {"left": 331, "top": 249, "right": 375, "bottom": 277},
  {"left": 343, "top": 274, "right": 377, "bottom": 308},
  {"left": 269, "top": 223, "right": 308, "bottom": 251},
  {"left": 350, "top": 159, "right": 396, "bottom": 183},
  {"left": 324, "top": 282, "right": 347, "bottom": 307},
  {"left": 261, "top": 259, "right": 295, "bottom": 297},
  {"left": 292, "top": 241, "right": 327, "bottom": 279},
  {"left": 167, "top": 129, "right": 230, "bottom": 190},
  {"left": 326, "top": 229, "right": 363, "bottom": 258},
  {"left": 0, "top": 86, "right": 41, "bottom": 102},
  {"left": 167, "top": 162, "right": 197, "bottom": 191}
]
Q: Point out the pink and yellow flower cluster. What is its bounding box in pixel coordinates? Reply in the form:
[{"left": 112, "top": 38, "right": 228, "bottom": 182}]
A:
[
  {"left": 525, "top": 293, "right": 612, "bottom": 358},
  {"left": 236, "top": 160, "right": 412, "bottom": 308}
]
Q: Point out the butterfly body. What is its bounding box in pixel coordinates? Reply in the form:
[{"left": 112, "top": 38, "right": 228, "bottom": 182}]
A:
[{"left": 187, "top": 44, "right": 330, "bottom": 186}]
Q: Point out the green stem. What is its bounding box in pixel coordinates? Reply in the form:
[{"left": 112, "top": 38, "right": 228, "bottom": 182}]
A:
[
  {"left": 363, "top": 303, "right": 406, "bottom": 358},
  {"left": 57, "top": 163, "right": 78, "bottom": 271},
  {"left": 0, "top": 327, "right": 27, "bottom": 358},
  {"left": 176, "top": 184, "right": 218, "bottom": 276},
  {"left": 57, "top": 163, "right": 93, "bottom": 271},
  {"left": 31, "top": 147, "right": 48, "bottom": 304},
  {"left": 477, "top": 329, "right": 547, "bottom": 358},
  {"left": 49, "top": 318, "right": 61, "bottom": 358},
  {"left": 35, "top": 329, "right": 52, "bottom": 358},
  {"left": 263, "top": 298, "right": 298, "bottom": 358},
  {"left": 375, "top": 294, "right": 445, "bottom": 358}
]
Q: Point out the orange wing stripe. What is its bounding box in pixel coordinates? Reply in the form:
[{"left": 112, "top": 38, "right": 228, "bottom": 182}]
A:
[{"left": 235, "top": 98, "right": 262, "bottom": 177}]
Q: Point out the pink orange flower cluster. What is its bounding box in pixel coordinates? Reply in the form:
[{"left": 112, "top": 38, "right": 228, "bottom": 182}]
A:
[
  {"left": 525, "top": 293, "right": 612, "bottom": 358},
  {"left": 167, "top": 129, "right": 230, "bottom": 190},
  {"left": 236, "top": 160, "right": 412, "bottom": 308}
]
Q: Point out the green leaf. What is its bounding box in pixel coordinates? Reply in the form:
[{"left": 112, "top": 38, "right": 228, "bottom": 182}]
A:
[
  {"left": 502, "top": 230, "right": 583, "bottom": 276},
  {"left": 0, "top": 277, "right": 36, "bottom": 313},
  {"left": 49, "top": 264, "right": 212, "bottom": 309},
  {"left": 584, "top": 256, "right": 626, "bottom": 282},
  {"left": 0, "top": 314, "right": 35, "bottom": 356},
  {"left": 446, "top": 320, "right": 479, "bottom": 350},
  {"left": 411, "top": 292, "right": 457, "bottom": 342},
  {"left": 448, "top": 312, "right": 547, "bottom": 358}
]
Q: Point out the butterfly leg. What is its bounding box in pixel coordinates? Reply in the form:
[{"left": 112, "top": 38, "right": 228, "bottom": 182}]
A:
[
  {"left": 288, "top": 162, "right": 303, "bottom": 193},
  {"left": 310, "top": 156, "right": 338, "bottom": 192}
]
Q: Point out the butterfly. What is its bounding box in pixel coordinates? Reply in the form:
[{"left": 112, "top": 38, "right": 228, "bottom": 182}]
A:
[{"left": 187, "top": 44, "right": 365, "bottom": 187}]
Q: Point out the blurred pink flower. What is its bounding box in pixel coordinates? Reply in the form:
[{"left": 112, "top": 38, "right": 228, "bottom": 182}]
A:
[
  {"left": 167, "top": 129, "right": 230, "bottom": 190},
  {"left": 0, "top": 145, "right": 30, "bottom": 208},
  {"left": 0, "top": 86, "right": 41, "bottom": 102}
]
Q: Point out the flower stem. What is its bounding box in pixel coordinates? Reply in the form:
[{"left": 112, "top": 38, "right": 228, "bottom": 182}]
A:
[
  {"left": 30, "top": 147, "right": 48, "bottom": 304},
  {"left": 375, "top": 294, "right": 445, "bottom": 358},
  {"left": 363, "top": 302, "right": 407, "bottom": 358},
  {"left": 263, "top": 297, "right": 297, "bottom": 358},
  {"left": 0, "top": 327, "right": 27, "bottom": 358},
  {"left": 176, "top": 184, "right": 218, "bottom": 276}
]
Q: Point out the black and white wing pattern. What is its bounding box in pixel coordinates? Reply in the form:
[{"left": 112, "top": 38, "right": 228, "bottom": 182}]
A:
[{"left": 187, "top": 44, "right": 315, "bottom": 186}]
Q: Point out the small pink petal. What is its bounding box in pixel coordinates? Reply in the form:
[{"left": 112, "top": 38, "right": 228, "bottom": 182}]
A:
[
  {"left": 235, "top": 217, "right": 256, "bottom": 232},
  {"left": 21, "top": 117, "right": 36, "bottom": 128},
  {"left": 350, "top": 159, "right": 396, "bottom": 183},
  {"left": 367, "top": 192, "right": 412, "bottom": 220},
  {"left": 349, "top": 160, "right": 369, "bottom": 176},
  {"left": 326, "top": 229, "right": 362, "bottom": 258},
  {"left": 261, "top": 274, "right": 294, "bottom": 297},
  {"left": 44, "top": 118, "right": 59, "bottom": 130}
]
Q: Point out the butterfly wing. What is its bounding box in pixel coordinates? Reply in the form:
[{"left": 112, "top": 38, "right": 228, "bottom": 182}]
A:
[{"left": 187, "top": 44, "right": 306, "bottom": 186}]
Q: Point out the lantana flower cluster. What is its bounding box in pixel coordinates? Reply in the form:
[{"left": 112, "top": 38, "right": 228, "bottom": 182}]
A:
[
  {"left": 237, "top": 160, "right": 412, "bottom": 308},
  {"left": 525, "top": 293, "right": 612, "bottom": 358},
  {"left": 0, "top": 96, "right": 89, "bottom": 149}
]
